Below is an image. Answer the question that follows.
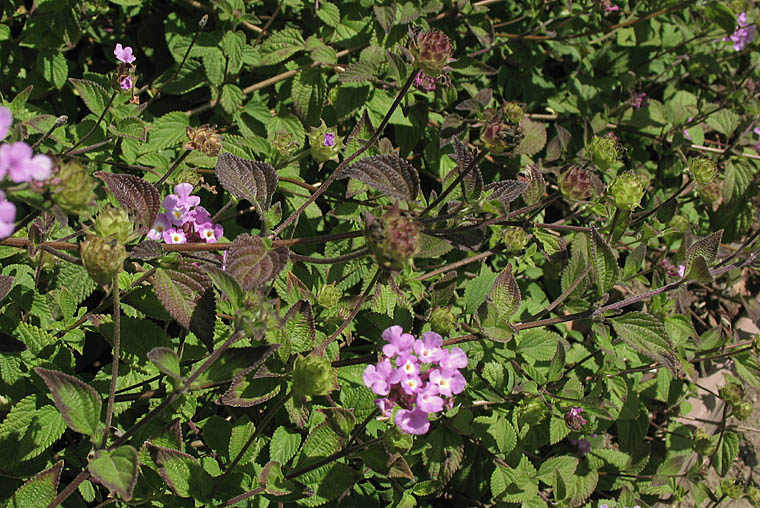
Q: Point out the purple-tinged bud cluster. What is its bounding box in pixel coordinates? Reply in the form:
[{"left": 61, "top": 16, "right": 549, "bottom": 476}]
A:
[
  {"left": 409, "top": 29, "right": 453, "bottom": 77},
  {"left": 413, "top": 70, "right": 437, "bottom": 92},
  {"left": 363, "top": 326, "right": 467, "bottom": 435},
  {"left": 568, "top": 437, "right": 591, "bottom": 457},
  {"left": 0, "top": 106, "right": 53, "bottom": 238},
  {"left": 630, "top": 91, "right": 646, "bottom": 109},
  {"left": 724, "top": 12, "right": 755, "bottom": 52},
  {"left": 601, "top": 0, "right": 619, "bottom": 13},
  {"left": 148, "top": 183, "right": 223, "bottom": 244},
  {"left": 112, "top": 43, "right": 137, "bottom": 92},
  {"left": 564, "top": 406, "right": 587, "bottom": 430}
]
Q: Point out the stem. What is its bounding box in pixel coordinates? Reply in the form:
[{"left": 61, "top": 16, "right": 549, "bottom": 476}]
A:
[
  {"left": 272, "top": 72, "right": 417, "bottom": 237},
  {"left": 290, "top": 247, "right": 369, "bottom": 265},
  {"left": 285, "top": 437, "right": 383, "bottom": 480},
  {"left": 529, "top": 264, "right": 592, "bottom": 321},
  {"left": 418, "top": 151, "right": 488, "bottom": 218},
  {"left": 102, "top": 274, "right": 121, "bottom": 448},
  {"left": 31, "top": 115, "right": 67, "bottom": 150},
  {"left": 66, "top": 92, "right": 118, "bottom": 155},
  {"left": 108, "top": 329, "right": 246, "bottom": 450},
  {"left": 417, "top": 248, "right": 500, "bottom": 281},
  {"left": 156, "top": 149, "right": 192, "bottom": 187}
]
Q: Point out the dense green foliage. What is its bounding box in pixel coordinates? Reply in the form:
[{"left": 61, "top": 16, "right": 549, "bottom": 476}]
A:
[{"left": 1, "top": 0, "right": 760, "bottom": 507}]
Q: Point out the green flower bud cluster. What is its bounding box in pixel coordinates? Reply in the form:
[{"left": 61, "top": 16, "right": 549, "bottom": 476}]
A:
[
  {"left": 364, "top": 204, "right": 421, "bottom": 271},
  {"left": 292, "top": 354, "right": 337, "bottom": 399},
  {"left": 52, "top": 159, "right": 98, "bottom": 215},
  {"left": 586, "top": 135, "right": 621, "bottom": 171},
  {"left": 688, "top": 157, "right": 718, "bottom": 185},
  {"left": 317, "top": 284, "right": 342, "bottom": 309},
  {"left": 309, "top": 121, "right": 343, "bottom": 164},
  {"left": 502, "top": 226, "right": 530, "bottom": 253},
  {"left": 273, "top": 129, "right": 300, "bottom": 158},
  {"left": 559, "top": 165, "right": 594, "bottom": 201},
  {"left": 720, "top": 381, "right": 752, "bottom": 420},
  {"left": 697, "top": 180, "right": 722, "bottom": 205},
  {"left": 429, "top": 306, "right": 456, "bottom": 335},
  {"left": 517, "top": 398, "right": 548, "bottom": 426},
  {"left": 80, "top": 234, "right": 128, "bottom": 286},
  {"left": 92, "top": 206, "right": 134, "bottom": 244},
  {"left": 609, "top": 171, "right": 647, "bottom": 211},
  {"left": 693, "top": 427, "right": 716, "bottom": 455},
  {"left": 720, "top": 478, "right": 745, "bottom": 499}
]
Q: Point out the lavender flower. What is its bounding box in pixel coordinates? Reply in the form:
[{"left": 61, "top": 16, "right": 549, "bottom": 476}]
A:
[
  {"left": 147, "top": 213, "right": 171, "bottom": 241},
  {"left": 414, "top": 70, "right": 437, "bottom": 92},
  {"left": 0, "top": 190, "right": 16, "bottom": 239},
  {"left": 119, "top": 75, "right": 133, "bottom": 90},
  {"left": 564, "top": 406, "right": 587, "bottom": 430},
  {"left": 163, "top": 228, "right": 187, "bottom": 244},
  {"left": 0, "top": 142, "right": 52, "bottom": 183},
  {"left": 0, "top": 107, "right": 11, "bottom": 141},
  {"left": 114, "top": 43, "right": 136, "bottom": 64},
  {"left": 381, "top": 325, "right": 415, "bottom": 359},
  {"left": 150, "top": 184, "right": 224, "bottom": 244},
  {"left": 630, "top": 91, "right": 646, "bottom": 109},
  {"left": 601, "top": 0, "right": 619, "bottom": 13},
  {"left": 724, "top": 12, "right": 755, "bottom": 51},
  {"left": 323, "top": 132, "right": 335, "bottom": 147},
  {"left": 569, "top": 437, "right": 591, "bottom": 457},
  {"left": 364, "top": 359, "right": 402, "bottom": 396},
  {"left": 394, "top": 408, "right": 430, "bottom": 435}
]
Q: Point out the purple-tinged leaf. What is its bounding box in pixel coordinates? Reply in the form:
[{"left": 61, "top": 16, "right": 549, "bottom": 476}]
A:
[
  {"left": 190, "top": 288, "right": 216, "bottom": 352},
  {"left": 94, "top": 172, "right": 160, "bottom": 233},
  {"left": 421, "top": 426, "right": 464, "bottom": 484},
  {"left": 216, "top": 152, "right": 278, "bottom": 214},
  {"left": 147, "top": 444, "right": 211, "bottom": 499},
  {"left": 0, "top": 274, "right": 14, "bottom": 302},
  {"left": 685, "top": 229, "right": 723, "bottom": 269},
  {"left": 225, "top": 234, "right": 289, "bottom": 290},
  {"left": 448, "top": 137, "right": 483, "bottom": 200},
  {"left": 455, "top": 89, "right": 493, "bottom": 113},
  {"left": 343, "top": 110, "right": 376, "bottom": 158},
  {"left": 147, "top": 347, "right": 182, "bottom": 379},
  {"left": 220, "top": 370, "right": 283, "bottom": 407},
  {"left": 610, "top": 312, "right": 680, "bottom": 373},
  {"left": 130, "top": 239, "right": 164, "bottom": 260},
  {"left": 34, "top": 367, "right": 102, "bottom": 438},
  {"left": 520, "top": 166, "right": 546, "bottom": 205},
  {"left": 490, "top": 264, "right": 521, "bottom": 319},
  {"left": 152, "top": 262, "right": 212, "bottom": 329},
  {"left": 373, "top": 5, "right": 396, "bottom": 34},
  {"left": 9, "top": 460, "right": 63, "bottom": 508},
  {"left": 88, "top": 445, "right": 139, "bottom": 501},
  {"left": 434, "top": 227, "right": 486, "bottom": 251},
  {"left": 259, "top": 461, "right": 314, "bottom": 499},
  {"left": 204, "top": 264, "right": 245, "bottom": 310},
  {"left": 341, "top": 154, "right": 420, "bottom": 201},
  {"left": 27, "top": 215, "right": 54, "bottom": 258},
  {"left": 484, "top": 180, "right": 529, "bottom": 207},
  {"left": 0, "top": 332, "right": 26, "bottom": 353},
  {"left": 318, "top": 407, "right": 356, "bottom": 439}
]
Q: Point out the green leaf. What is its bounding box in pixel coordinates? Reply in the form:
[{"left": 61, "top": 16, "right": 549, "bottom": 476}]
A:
[
  {"left": 229, "top": 416, "right": 258, "bottom": 466},
  {"left": 296, "top": 422, "right": 343, "bottom": 470},
  {"left": 704, "top": 1, "right": 737, "bottom": 35},
  {"left": 516, "top": 118, "right": 547, "bottom": 156},
  {"left": 490, "top": 264, "right": 521, "bottom": 320},
  {"left": 69, "top": 78, "right": 111, "bottom": 116},
  {"left": 147, "top": 347, "right": 181, "bottom": 379},
  {"left": 610, "top": 312, "right": 679, "bottom": 372},
  {"left": 34, "top": 367, "right": 102, "bottom": 438},
  {"left": 464, "top": 266, "right": 496, "bottom": 314},
  {"left": 270, "top": 426, "right": 302, "bottom": 465},
  {"left": 316, "top": 2, "right": 340, "bottom": 26},
  {"left": 220, "top": 84, "right": 244, "bottom": 115},
  {"left": 536, "top": 456, "right": 578, "bottom": 484},
  {"left": 421, "top": 427, "right": 464, "bottom": 484},
  {"left": 292, "top": 68, "right": 326, "bottom": 127},
  {"left": 88, "top": 446, "right": 139, "bottom": 501},
  {"left": 260, "top": 461, "right": 305, "bottom": 497},
  {"left": 143, "top": 111, "right": 190, "bottom": 152},
  {"left": 251, "top": 27, "right": 305, "bottom": 66},
  {"left": 534, "top": 228, "right": 562, "bottom": 256},
  {"left": 148, "top": 444, "right": 213, "bottom": 499},
  {"left": 9, "top": 461, "right": 63, "bottom": 508},
  {"left": 588, "top": 228, "right": 618, "bottom": 296},
  {"left": 517, "top": 328, "right": 561, "bottom": 362},
  {"left": 37, "top": 51, "right": 68, "bottom": 89},
  {"left": 15, "top": 322, "right": 56, "bottom": 355},
  {"left": 568, "top": 468, "right": 598, "bottom": 505},
  {"left": 713, "top": 431, "right": 739, "bottom": 476},
  {"left": 549, "top": 416, "right": 571, "bottom": 445},
  {"left": 152, "top": 263, "right": 211, "bottom": 329},
  {"left": 705, "top": 108, "right": 740, "bottom": 137}
]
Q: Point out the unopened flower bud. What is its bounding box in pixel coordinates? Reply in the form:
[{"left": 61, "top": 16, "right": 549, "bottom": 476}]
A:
[
  {"left": 502, "top": 102, "right": 524, "bottom": 125},
  {"left": 586, "top": 135, "right": 621, "bottom": 171},
  {"left": 480, "top": 121, "right": 524, "bottom": 155},
  {"left": 51, "top": 159, "right": 98, "bottom": 215},
  {"left": 80, "top": 234, "right": 127, "bottom": 286},
  {"left": 609, "top": 171, "right": 647, "bottom": 211},
  {"left": 688, "top": 157, "right": 718, "bottom": 184},
  {"left": 309, "top": 121, "right": 342, "bottom": 164},
  {"left": 720, "top": 381, "right": 744, "bottom": 405},
  {"left": 185, "top": 124, "right": 222, "bottom": 157},
  {"left": 517, "top": 398, "right": 548, "bottom": 426},
  {"left": 272, "top": 129, "right": 299, "bottom": 157},
  {"left": 111, "top": 63, "right": 136, "bottom": 93},
  {"left": 560, "top": 166, "right": 594, "bottom": 201},
  {"left": 364, "top": 204, "right": 420, "bottom": 271},
  {"left": 430, "top": 307, "right": 456, "bottom": 335},
  {"left": 93, "top": 206, "right": 134, "bottom": 244},
  {"left": 413, "top": 70, "right": 437, "bottom": 92},
  {"left": 502, "top": 226, "right": 530, "bottom": 253},
  {"left": 697, "top": 181, "right": 722, "bottom": 205},
  {"left": 747, "top": 485, "right": 760, "bottom": 505},
  {"left": 693, "top": 428, "right": 716, "bottom": 455},
  {"left": 409, "top": 29, "right": 453, "bottom": 77},
  {"left": 317, "top": 284, "right": 342, "bottom": 309},
  {"left": 734, "top": 401, "right": 752, "bottom": 420},
  {"left": 720, "top": 478, "right": 744, "bottom": 499},
  {"left": 292, "top": 354, "right": 337, "bottom": 399},
  {"left": 564, "top": 406, "right": 587, "bottom": 431}
]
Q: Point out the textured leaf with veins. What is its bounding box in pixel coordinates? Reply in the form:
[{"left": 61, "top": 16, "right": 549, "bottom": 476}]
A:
[
  {"left": 224, "top": 234, "right": 289, "bottom": 290},
  {"left": 152, "top": 262, "right": 212, "bottom": 330},
  {"left": 448, "top": 136, "right": 483, "bottom": 200},
  {"left": 216, "top": 152, "right": 278, "bottom": 214},
  {"left": 94, "top": 172, "right": 160, "bottom": 233},
  {"left": 341, "top": 154, "right": 420, "bottom": 201},
  {"left": 484, "top": 180, "right": 528, "bottom": 207}
]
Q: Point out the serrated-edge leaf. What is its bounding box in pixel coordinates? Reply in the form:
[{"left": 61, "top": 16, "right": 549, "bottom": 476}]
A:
[
  {"left": 421, "top": 427, "right": 464, "bottom": 485},
  {"left": 490, "top": 264, "right": 521, "bottom": 319},
  {"left": 521, "top": 166, "right": 546, "bottom": 205},
  {"left": 9, "top": 460, "right": 63, "bottom": 508},
  {"left": 450, "top": 136, "right": 483, "bottom": 200},
  {"left": 292, "top": 68, "right": 326, "bottom": 127},
  {"left": 341, "top": 154, "right": 420, "bottom": 201},
  {"left": 610, "top": 312, "right": 679, "bottom": 372},
  {"left": 225, "top": 234, "right": 289, "bottom": 290},
  {"left": 516, "top": 117, "right": 547, "bottom": 156},
  {"left": 270, "top": 426, "right": 302, "bottom": 465},
  {"left": 130, "top": 239, "right": 163, "bottom": 260},
  {"left": 216, "top": 152, "right": 278, "bottom": 214},
  {"left": 94, "top": 172, "right": 160, "bottom": 233},
  {"left": 588, "top": 228, "right": 618, "bottom": 296},
  {"left": 0, "top": 274, "right": 13, "bottom": 301},
  {"left": 685, "top": 229, "right": 723, "bottom": 268},
  {"left": 484, "top": 180, "right": 528, "bottom": 206},
  {"left": 152, "top": 264, "right": 211, "bottom": 329},
  {"left": 34, "top": 367, "right": 102, "bottom": 437},
  {"left": 69, "top": 78, "right": 109, "bottom": 116},
  {"left": 147, "top": 347, "right": 182, "bottom": 379},
  {"left": 88, "top": 445, "right": 139, "bottom": 501}
]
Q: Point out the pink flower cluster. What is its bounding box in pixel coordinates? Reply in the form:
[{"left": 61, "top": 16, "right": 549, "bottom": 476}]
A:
[
  {"left": 724, "top": 12, "right": 755, "bottom": 51},
  {"left": 0, "top": 106, "right": 53, "bottom": 238},
  {"left": 148, "top": 183, "right": 223, "bottom": 244},
  {"left": 363, "top": 326, "right": 467, "bottom": 435}
]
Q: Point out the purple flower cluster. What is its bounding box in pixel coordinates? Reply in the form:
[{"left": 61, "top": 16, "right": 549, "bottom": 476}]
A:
[
  {"left": 114, "top": 43, "right": 136, "bottom": 64},
  {"left": 630, "top": 91, "right": 646, "bottom": 109},
  {"left": 601, "top": 0, "right": 619, "bottom": 13},
  {"left": 0, "top": 106, "right": 53, "bottom": 239},
  {"left": 148, "top": 183, "right": 223, "bottom": 244},
  {"left": 413, "top": 70, "right": 437, "bottom": 92},
  {"left": 363, "top": 326, "right": 467, "bottom": 435},
  {"left": 724, "top": 12, "right": 755, "bottom": 51}
]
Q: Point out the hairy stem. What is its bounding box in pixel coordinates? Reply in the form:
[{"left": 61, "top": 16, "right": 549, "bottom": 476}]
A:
[
  {"left": 102, "top": 274, "right": 121, "bottom": 448},
  {"left": 66, "top": 92, "right": 118, "bottom": 155}
]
